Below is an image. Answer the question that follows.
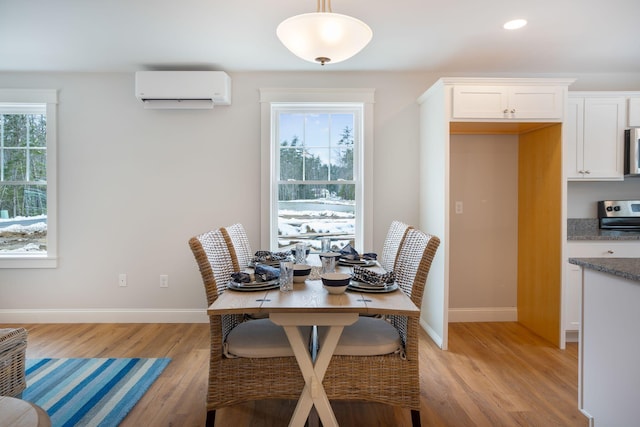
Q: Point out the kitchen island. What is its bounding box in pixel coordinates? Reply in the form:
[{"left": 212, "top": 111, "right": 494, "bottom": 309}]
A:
[{"left": 568, "top": 257, "right": 640, "bottom": 426}]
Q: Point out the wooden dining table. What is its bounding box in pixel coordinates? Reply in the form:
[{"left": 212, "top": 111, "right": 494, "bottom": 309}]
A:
[{"left": 207, "top": 260, "right": 420, "bottom": 427}]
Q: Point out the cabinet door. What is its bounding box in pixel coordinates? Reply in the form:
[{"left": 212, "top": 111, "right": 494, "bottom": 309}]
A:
[
  {"left": 452, "top": 85, "right": 564, "bottom": 120},
  {"left": 564, "top": 262, "right": 582, "bottom": 331},
  {"left": 564, "top": 241, "right": 640, "bottom": 333},
  {"left": 508, "top": 86, "right": 564, "bottom": 119},
  {"left": 565, "top": 97, "right": 585, "bottom": 179},
  {"left": 451, "top": 86, "right": 508, "bottom": 119},
  {"left": 582, "top": 97, "right": 625, "bottom": 179}
]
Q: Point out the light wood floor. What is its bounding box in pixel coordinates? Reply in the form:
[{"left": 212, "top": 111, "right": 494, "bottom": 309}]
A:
[{"left": 5, "top": 322, "right": 589, "bottom": 427}]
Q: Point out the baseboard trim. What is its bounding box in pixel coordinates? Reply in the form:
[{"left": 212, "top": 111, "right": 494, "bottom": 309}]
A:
[
  {"left": 0, "top": 308, "right": 209, "bottom": 323},
  {"left": 448, "top": 307, "right": 517, "bottom": 322},
  {"left": 565, "top": 330, "right": 579, "bottom": 343}
]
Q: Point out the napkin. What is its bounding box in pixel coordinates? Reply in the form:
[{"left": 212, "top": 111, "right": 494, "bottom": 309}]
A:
[
  {"left": 339, "top": 244, "right": 377, "bottom": 261},
  {"left": 351, "top": 265, "right": 395, "bottom": 286},
  {"left": 253, "top": 264, "right": 280, "bottom": 282},
  {"left": 252, "top": 250, "right": 293, "bottom": 264},
  {"left": 231, "top": 272, "right": 252, "bottom": 283}
]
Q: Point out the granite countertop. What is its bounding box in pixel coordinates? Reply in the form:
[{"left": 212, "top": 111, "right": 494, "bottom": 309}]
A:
[
  {"left": 569, "top": 258, "right": 640, "bottom": 282},
  {"left": 567, "top": 218, "right": 640, "bottom": 241}
]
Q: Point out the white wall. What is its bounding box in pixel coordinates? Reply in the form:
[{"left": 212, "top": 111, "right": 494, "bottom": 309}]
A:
[
  {"left": 449, "top": 134, "right": 519, "bottom": 310},
  {"left": 0, "top": 71, "right": 433, "bottom": 322},
  {"left": 1, "top": 71, "right": 639, "bottom": 323}
]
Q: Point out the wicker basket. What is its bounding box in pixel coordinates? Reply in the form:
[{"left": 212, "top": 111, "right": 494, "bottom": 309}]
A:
[{"left": 0, "top": 328, "right": 28, "bottom": 397}]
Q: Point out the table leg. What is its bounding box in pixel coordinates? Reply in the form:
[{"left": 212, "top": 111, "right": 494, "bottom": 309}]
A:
[{"left": 270, "top": 313, "right": 358, "bottom": 427}]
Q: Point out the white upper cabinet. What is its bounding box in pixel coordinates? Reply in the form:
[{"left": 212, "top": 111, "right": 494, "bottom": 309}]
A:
[
  {"left": 565, "top": 94, "right": 626, "bottom": 180},
  {"left": 452, "top": 85, "right": 564, "bottom": 120}
]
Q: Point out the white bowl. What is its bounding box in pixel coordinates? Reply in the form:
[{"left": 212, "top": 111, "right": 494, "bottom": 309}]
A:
[
  {"left": 293, "top": 264, "right": 311, "bottom": 282},
  {"left": 321, "top": 272, "right": 351, "bottom": 287},
  {"left": 323, "top": 284, "right": 348, "bottom": 294}
]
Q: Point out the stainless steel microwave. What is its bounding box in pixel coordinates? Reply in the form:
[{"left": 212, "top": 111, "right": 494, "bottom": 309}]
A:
[{"left": 625, "top": 128, "right": 640, "bottom": 177}]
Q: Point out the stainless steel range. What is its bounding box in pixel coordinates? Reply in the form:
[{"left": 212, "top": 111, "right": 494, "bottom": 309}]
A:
[{"left": 597, "top": 200, "right": 640, "bottom": 230}]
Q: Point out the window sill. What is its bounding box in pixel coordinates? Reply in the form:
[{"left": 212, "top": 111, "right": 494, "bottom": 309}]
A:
[{"left": 0, "top": 256, "right": 58, "bottom": 269}]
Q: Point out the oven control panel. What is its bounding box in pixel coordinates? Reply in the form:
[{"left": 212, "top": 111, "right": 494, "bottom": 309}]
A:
[
  {"left": 598, "top": 200, "right": 640, "bottom": 229},
  {"left": 598, "top": 200, "right": 640, "bottom": 218}
]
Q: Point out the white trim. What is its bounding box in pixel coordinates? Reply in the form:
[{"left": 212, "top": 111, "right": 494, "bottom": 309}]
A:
[
  {"left": 419, "top": 317, "right": 444, "bottom": 349},
  {"left": 0, "top": 256, "right": 57, "bottom": 268},
  {"left": 259, "top": 88, "right": 375, "bottom": 251},
  {"left": 0, "top": 308, "right": 209, "bottom": 323},
  {"left": 0, "top": 89, "right": 58, "bottom": 268},
  {"left": 448, "top": 307, "right": 518, "bottom": 322},
  {"left": 438, "top": 77, "right": 576, "bottom": 87},
  {"left": 260, "top": 88, "right": 375, "bottom": 104}
]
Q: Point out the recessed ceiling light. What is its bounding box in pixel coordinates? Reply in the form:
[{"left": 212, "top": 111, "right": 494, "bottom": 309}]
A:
[{"left": 503, "top": 19, "right": 527, "bottom": 30}]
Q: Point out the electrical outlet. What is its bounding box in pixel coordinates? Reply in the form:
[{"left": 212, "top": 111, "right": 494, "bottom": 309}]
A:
[
  {"left": 455, "top": 201, "right": 463, "bottom": 214},
  {"left": 160, "top": 275, "right": 169, "bottom": 288},
  {"left": 119, "top": 273, "right": 127, "bottom": 287}
]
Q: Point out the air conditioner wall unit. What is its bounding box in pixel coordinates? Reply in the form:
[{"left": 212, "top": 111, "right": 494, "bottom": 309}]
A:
[{"left": 134, "top": 71, "right": 231, "bottom": 109}]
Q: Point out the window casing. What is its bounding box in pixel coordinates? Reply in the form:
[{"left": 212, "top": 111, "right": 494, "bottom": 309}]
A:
[
  {"left": 0, "top": 89, "right": 57, "bottom": 268},
  {"left": 260, "top": 88, "right": 374, "bottom": 253}
]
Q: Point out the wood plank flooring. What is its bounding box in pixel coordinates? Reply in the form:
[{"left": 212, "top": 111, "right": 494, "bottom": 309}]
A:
[{"left": 4, "top": 322, "right": 588, "bottom": 427}]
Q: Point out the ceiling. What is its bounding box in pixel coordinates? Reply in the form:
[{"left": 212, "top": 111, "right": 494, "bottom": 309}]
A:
[{"left": 1, "top": 0, "right": 639, "bottom": 74}]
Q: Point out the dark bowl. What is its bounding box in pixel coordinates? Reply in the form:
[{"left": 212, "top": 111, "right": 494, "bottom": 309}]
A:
[
  {"left": 293, "top": 264, "right": 312, "bottom": 276},
  {"left": 321, "top": 272, "right": 351, "bottom": 287}
]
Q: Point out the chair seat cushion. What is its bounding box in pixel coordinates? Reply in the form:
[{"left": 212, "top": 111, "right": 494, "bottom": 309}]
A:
[
  {"left": 224, "top": 319, "right": 310, "bottom": 358},
  {"left": 319, "top": 317, "right": 402, "bottom": 356}
]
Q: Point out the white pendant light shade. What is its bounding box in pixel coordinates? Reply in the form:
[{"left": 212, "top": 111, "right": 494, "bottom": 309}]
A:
[{"left": 277, "top": 11, "right": 372, "bottom": 65}]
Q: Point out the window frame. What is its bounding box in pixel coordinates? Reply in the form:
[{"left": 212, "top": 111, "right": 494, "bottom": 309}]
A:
[
  {"left": 0, "top": 89, "right": 58, "bottom": 268},
  {"left": 259, "top": 88, "right": 375, "bottom": 252}
]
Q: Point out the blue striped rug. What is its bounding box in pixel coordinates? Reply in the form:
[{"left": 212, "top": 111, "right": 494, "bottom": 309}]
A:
[{"left": 22, "top": 358, "right": 170, "bottom": 427}]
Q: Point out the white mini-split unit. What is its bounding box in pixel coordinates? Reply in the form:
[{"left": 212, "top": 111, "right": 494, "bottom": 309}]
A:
[{"left": 134, "top": 71, "right": 231, "bottom": 109}]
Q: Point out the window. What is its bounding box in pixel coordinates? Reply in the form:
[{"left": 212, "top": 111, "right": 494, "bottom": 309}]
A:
[
  {"left": 0, "top": 89, "right": 57, "bottom": 268},
  {"left": 260, "top": 89, "right": 374, "bottom": 253}
]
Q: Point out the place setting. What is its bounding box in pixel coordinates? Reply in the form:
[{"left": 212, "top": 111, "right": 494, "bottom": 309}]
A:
[
  {"left": 247, "top": 250, "right": 293, "bottom": 267},
  {"left": 228, "top": 264, "right": 282, "bottom": 291},
  {"left": 347, "top": 265, "right": 399, "bottom": 293},
  {"left": 336, "top": 244, "right": 378, "bottom": 267}
]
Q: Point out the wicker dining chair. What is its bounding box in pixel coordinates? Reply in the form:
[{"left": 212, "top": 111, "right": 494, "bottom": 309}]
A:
[
  {"left": 188, "top": 228, "right": 308, "bottom": 427},
  {"left": 380, "top": 220, "right": 413, "bottom": 272},
  {"left": 223, "top": 223, "right": 253, "bottom": 271},
  {"left": 319, "top": 228, "right": 440, "bottom": 427}
]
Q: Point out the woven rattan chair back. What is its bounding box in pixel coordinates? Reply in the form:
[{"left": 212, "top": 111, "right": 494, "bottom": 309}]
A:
[
  {"left": 189, "top": 228, "right": 236, "bottom": 306},
  {"left": 223, "top": 223, "right": 253, "bottom": 271},
  {"left": 188, "top": 228, "right": 307, "bottom": 427},
  {"left": 394, "top": 228, "right": 440, "bottom": 307},
  {"left": 388, "top": 228, "right": 440, "bottom": 355},
  {"left": 380, "top": 220, "right": 413, "bottom": 272},
  {"left": 322, "top": 227, "right": 440, "bottom": 427},
  {"left": 189, "top": 228, "right": 243, "bottom": 341}
]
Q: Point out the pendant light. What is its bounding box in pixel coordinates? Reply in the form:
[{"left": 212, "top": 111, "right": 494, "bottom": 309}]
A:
[{"left": 276, "top": 0, "right": 373, "bottom": 66}]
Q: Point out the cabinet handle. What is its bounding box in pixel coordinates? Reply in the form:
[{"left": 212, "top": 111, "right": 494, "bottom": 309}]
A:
[
  {"left": 503, "top": 109, "right": 508, "bottom": 114},
  {"left": 607, "top": 250, "right": 614, "bottom": 254},
  {"left": 584, "top": 170, "right": 591, "bottom": 174},
  {"left": 510, "top": 109, "right": 516, "bottom": 113}
]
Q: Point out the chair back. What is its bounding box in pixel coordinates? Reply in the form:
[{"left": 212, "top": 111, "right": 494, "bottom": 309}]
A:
[
  {"left": 224, "top": 223, "right": 253, "bottom": 271},
  {"left": 394, "top": 228, "right": 440, "bottom": 307},
  {"left": 380, "top": 220, "right": 413, "bottom": 272},
  {"left": 188, "top": 228, "right": 236, "bottom": 306}
]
